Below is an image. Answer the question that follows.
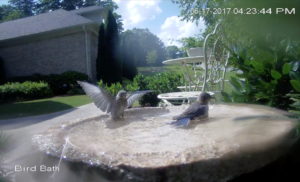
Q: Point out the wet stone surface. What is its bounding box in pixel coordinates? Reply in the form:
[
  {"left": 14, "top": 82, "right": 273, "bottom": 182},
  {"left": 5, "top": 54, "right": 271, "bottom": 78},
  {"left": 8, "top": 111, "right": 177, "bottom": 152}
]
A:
[{"left": 32, "top": 105, "right": 298, "bottom": 182}]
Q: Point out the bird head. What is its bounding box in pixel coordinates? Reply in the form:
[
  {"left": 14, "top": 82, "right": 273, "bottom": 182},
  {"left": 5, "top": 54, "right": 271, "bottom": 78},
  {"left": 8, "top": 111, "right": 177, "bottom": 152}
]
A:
[
  {"left": 117, "top": 90, "right": 127, "bottom": 100},
  {"left": 198, "top": 92, "right": 211, "bottom": 104}
]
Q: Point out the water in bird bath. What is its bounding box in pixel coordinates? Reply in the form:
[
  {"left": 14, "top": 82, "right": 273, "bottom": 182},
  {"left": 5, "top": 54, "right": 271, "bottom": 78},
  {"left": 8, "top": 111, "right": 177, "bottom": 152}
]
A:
[{"left": 32, "top": 104, "right": 298, "bottom": 182}]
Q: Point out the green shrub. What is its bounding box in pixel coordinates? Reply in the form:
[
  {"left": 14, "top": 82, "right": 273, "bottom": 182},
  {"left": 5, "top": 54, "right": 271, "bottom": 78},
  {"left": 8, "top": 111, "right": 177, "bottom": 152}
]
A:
[
  {"left": 131, "top": 72, "right": 182, "bottom": 106},
  {"left": 222, "top": 40, "right": 300, "bottom": 110},
  {"left": 5, "top": 71, "right": 88, "bottom": 95},
  {"left": 287, "top": 94, "right": 300, "bottom": 137},
  {"left": 47, "top": 71, "right": 88, "bottom": 95},
  {"left": 122, "top": 77, "right": 133, "bottom": 88},
  {"left": 98, "top": 80, "right": 125, "bottom": 96},
  {"left": 0, "top": 81, "right": 53, "bottom": 102},
  {"left": 287, "top": 94, "right": 300, "bottom": 119},
  {"left": 67, "top": 83, "right": 85, "bottom": 95}
]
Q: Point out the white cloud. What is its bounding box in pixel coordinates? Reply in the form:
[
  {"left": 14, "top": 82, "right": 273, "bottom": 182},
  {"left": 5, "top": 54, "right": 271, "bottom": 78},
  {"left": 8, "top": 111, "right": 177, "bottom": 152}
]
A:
[
  {"left": 115, "top": 0, "right": 162, "bottom": 30},
  {"left": 158, "top": 16, "right": 206, "bottom": 47}
]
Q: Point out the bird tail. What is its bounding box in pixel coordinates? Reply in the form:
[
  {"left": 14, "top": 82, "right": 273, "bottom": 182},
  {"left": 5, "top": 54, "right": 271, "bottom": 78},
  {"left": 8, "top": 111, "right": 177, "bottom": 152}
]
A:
[
  {"left": 169, "top": 118, "right": 190, "bottom": 127},
  {"left": 173, "top": 114, "right": 191, "bottom": 120}
]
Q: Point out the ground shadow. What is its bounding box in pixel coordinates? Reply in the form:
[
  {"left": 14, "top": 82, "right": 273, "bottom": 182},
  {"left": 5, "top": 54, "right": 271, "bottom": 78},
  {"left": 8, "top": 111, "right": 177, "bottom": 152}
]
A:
[
  {"left": 228, "top": 139, "right": 300, "bottom": 182},
  {"left": 0, "top": 101, "right": 78, "bottom": 130}
]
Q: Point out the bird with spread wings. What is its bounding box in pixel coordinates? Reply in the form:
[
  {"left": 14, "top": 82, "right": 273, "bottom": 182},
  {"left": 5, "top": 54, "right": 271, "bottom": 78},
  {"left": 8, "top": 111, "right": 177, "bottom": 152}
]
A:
[{"left": 77, "top": 81, "right": 153, "bottom": 120}]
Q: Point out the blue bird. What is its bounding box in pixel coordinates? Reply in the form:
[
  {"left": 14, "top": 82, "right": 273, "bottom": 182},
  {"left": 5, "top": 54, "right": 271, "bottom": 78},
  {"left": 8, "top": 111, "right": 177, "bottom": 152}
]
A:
[{"left": 170, "top": 92, "right": 211, "bottom": 127}]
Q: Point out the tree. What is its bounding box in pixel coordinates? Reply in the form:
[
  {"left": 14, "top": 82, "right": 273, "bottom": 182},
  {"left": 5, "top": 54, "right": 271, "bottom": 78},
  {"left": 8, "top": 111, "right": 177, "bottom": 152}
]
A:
[
  {"left": 60, "top": 0, "right": 83, "bottom": 10},
  {"left": 177, "top": 35, "right": 204, "bottom": 49},
  {"left": 8, "top": 0, "right": 35, "bottom": 17},
  {"left": 120, "top": 30, "right": 138, "bottom": 80},
  {"left": 175, "top": 34, "right": 205, "bottom": 57},
  {"left": 36, "top": 0, "right": 63, "bottom": 13},
  {"left": 36, "top": 0, "right": 83, "bottom": 12},
  {"left": 113, "top": 12, "right": 124, "bottom": 34},
  {"left": 96, "top": 23, "right": 106, "bottom": 82},
  {"left": 98, "top": 0, "right": 118, "bottom": 12},
  {"left": 0, "top": 4, "right": 24, "bottom": 22},
  {"left": 35, "top": 0, "right": 124, "bottom": 33},
  {"left": 95, "top": 10, "right": 122, "bottom": 84},
  {"left": 132, "top": 28, "right": 166, "bottom": 67},
  {"left": 146, "top": 50, "right": 158, "bottom": 66},
  {"left": 0, "top": 4, "right": 14, "bottom": 21},
  {"left": 103, "top": 9, "right": 122, "bottom": 85},
  {"left": 174, "top": 0, "right": 300, "bottom": 46},
  {"left": 36, "top": 0, "right": 118, "bottom": 13},
  {"left": 166, "top": 45, "right": 180, "bottom": 59},
  {"left": 0, "top": 56, "right": 6, "bottom": 85},
  {"left": 2, "top": 10, "right": 25, "bottom": 22}
]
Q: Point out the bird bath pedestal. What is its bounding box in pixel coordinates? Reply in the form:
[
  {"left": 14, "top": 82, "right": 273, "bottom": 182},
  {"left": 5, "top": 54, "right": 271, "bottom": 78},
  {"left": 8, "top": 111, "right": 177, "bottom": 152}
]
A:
[{"left": 32, "top": 104, "right": 298, "bottom": 182}]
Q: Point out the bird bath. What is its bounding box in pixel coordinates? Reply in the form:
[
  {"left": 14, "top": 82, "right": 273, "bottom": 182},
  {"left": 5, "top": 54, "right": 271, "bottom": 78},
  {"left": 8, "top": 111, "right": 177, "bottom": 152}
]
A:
[{"left": 32, "top": 104, "right": 298, "bottom": 182}]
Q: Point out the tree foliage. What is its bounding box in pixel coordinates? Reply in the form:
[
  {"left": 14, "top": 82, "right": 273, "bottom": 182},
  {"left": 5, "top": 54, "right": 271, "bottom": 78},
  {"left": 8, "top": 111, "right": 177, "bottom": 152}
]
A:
[
  {"left": 118, "top": 28, "right": 167, "bottom": 67},
  {"left": 0, "top": 5, "right": 15, "bottom": 21},
  {"left": 166, "top": 45, "right": 180, "bottom": 59},
  {"left": 146, "top": 50, "right": 158, "bottom": 66},
  {"left": 35, "top": 0, "right": 118, "bottom": 12},
  {"left": 8, "top": 0, "right": 35, "bottom": 17},
  {"left": 100, "top": 9, "right": 122, "bottom": 85},
  {"left": 113, "top": 12, "right": 124, "bottom": 34},
  {"left": 96, "top": 23, "right": 106, "bottom": 82},
  {"left": 173, "top": 0, "right": 300, "bottom": 46},
  {"left": 176, "top": 34, "right": 205, "bottom": 57},
  {"left": 132, "top": 28, "right": 166, "bottom": 66},
  {"left": 0, "top": 4, "right": 26, "bottom": 22},
  {"left": 0, "top": 7, "right": 23, "bottom": 22},
  {"left": 120, "top": 30, "right": 138, "bottom": 80}
]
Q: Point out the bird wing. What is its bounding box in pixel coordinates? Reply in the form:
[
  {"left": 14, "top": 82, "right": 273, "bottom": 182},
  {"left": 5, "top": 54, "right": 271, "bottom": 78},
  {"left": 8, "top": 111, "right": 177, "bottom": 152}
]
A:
[
  {"left": 126, "top": 90, "right": 153, "bottom": 109},
  {"left": 77, "top": 81, "right": 115, "bottom": 113}
]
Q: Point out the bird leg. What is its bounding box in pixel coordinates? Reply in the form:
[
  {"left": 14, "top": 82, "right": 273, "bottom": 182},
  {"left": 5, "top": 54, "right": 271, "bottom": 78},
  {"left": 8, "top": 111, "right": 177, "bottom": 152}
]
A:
[{"left": 121, "top": 112, "right": 125, "bottom": 120}]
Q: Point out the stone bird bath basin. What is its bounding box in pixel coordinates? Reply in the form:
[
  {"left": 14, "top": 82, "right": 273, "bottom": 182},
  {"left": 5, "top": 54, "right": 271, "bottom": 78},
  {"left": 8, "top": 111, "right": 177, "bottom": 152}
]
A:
[{"left": 32, "top": 104, "right": 298, "bottom": 182}]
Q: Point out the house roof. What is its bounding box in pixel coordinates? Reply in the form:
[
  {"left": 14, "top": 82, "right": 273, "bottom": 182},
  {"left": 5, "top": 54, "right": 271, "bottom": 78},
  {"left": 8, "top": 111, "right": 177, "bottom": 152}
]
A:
[{"left": 0, "top": 6, "right": 105, "bottom": 42}]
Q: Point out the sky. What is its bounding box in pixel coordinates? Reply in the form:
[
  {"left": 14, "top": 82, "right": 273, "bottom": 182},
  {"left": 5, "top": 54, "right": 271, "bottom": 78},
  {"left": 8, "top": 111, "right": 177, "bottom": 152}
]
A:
[{"left": 0, "top": 0, "right": 206, "bottom": 47}]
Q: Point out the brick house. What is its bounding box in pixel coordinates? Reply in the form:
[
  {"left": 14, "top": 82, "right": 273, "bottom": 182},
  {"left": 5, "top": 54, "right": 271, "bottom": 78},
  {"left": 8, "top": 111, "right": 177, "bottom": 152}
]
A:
[{"left": 0, "top": 6, "right": 107, "bottom": 83}]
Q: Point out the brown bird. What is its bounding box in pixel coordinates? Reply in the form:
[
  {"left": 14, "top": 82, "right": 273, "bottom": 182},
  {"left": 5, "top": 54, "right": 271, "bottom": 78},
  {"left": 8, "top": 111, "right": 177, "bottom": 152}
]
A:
[{"left": 77, "top": 81, "right": 153, "bottom": 120}]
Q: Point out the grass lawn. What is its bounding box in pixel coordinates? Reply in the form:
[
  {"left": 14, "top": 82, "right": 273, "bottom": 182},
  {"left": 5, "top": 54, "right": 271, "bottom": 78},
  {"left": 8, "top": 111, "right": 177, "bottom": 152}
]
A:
[
  {"left": 0, "top": 95, "right": 92, "bottom": 120},
  {"left": 138, "top": 65, "right": 183, "bottom": 76}
]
